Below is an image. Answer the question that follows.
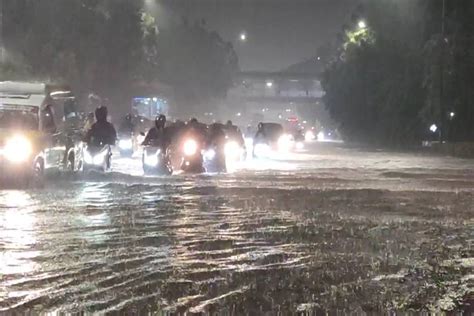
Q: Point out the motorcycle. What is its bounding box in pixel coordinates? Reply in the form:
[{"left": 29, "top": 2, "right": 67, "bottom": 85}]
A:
[
  {"left": 180, "top": 138, "right": 205, "bottom": 173},
  {"left": 142, "top": 146, "right": 172, "bottom": 175},
  {"left": 117, "top": 133, "right": 134, "bottom": 157},
  {"left": 82, "top": 143, "right": 112, "bottom": 172},
  {"left": 203, "top": 143, "right": 226, "bottom": 173}
]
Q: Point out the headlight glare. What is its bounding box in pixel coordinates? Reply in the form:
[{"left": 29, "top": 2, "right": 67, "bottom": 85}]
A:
[
  {"left": 4, "top": 136, "right": 32, "bottom": 163},
  {"left": 119, "top": 139, "right": 133, "bottom": 149},
  {"left": 204, "top": 149, "right": 216, "bottom": 160},
  {"left": 183, "top": 139, "right": 198, "bottom": 156},
  {"left": 278, "top": 134, "right": 293, "bottom": 152},
  {"left": 224, "top": 141, "right": 240, "bottom": 159}
]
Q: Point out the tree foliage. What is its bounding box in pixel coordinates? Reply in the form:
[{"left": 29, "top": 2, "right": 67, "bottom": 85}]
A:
[
  {"left": 322, "top": 0, "right": 474, "bottom": 145},
  {"left": 1, "top": 1, "right": 238, "bottom": 112},
  {"left": 147, "top": 19, "right": 239, "bottom": 112}
]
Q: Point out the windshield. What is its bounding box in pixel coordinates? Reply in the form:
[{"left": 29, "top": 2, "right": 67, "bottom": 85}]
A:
[{"left": 0, "top": 108, "right": 39, "bottom": 130}]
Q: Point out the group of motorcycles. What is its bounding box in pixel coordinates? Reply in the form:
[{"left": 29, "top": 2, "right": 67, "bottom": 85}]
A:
[{"left": 114, "top": 122, "right": 246, "bottom": 176}]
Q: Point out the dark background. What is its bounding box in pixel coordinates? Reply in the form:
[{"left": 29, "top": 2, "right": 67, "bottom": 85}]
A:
[{"left": 149, "top": 0, "right": 357, "bottom": 71}]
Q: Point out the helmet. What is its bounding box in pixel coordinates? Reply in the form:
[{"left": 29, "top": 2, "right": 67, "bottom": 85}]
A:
[
  {"left": 226, "top": 120, "right": 233, "bottom": 127},
  {"left": 257, "top": 122, "right": 264, "bottom": 131},
  {"left": 155, "top": 114, "right": 166, "bottom": 129},
  {"left": 125, "top": 113, "right": 132, "bottom": 121},
  {"left": 189, "top": 117, "right": 198, "bottom": 125},
  {"left": 95, "top": 106, "right": 108, "bottom": 122}
]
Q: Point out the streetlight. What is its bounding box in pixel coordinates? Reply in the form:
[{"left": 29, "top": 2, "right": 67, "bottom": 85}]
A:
[
  {"left": 266, "top": 81, "right": 273, "bottom": 88},
  {"left": 240, "top": 32, "right": 247, "bottom": 42},
  {"left": 358, "top": 20, "right": 367, "bottom": 29}
]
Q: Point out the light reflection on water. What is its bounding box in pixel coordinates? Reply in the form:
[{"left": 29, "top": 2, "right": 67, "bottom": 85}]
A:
[
  {"left": 0, "top": 191, "right": 39, "bottom": 275},
  {"left": 0, "top": 143, "right": 472, "bottom": 314}
]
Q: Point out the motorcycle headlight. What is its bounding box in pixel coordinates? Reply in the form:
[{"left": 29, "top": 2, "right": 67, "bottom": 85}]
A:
[
  {"left": 144, "top": 154, "right": 159, "bottom": 166},
  {"left": 119, "top": 139, "right": 133, "bottom": 149},
  {"left": 278, "top": 134, "right": 293, "bottom": 152},
  {"left": 296, "top": 141, "right": 304, "bottom": 150},
  {"left": 84, "top": 150, "right": 93, "bottom": 164},
  {"left": 305, "top": 130, "right": 315, "bottom": 141},
  {"left": 224, "top": 141, "right": 241, "bottom": 159},
  {"left": 204, "top": 149, "right": 216, "bottom": 160},
  {"left": 3, "top": 135, "right": 32, "bottom": 163},
  {"left": 254, "top": 143, "right": 270, "bottom": 158},
  {"left": 93, "top": 151, "right": 107, "bottom": 165},
  {"left": 183, "top": 139, "right": 198, "bottom": 156}
]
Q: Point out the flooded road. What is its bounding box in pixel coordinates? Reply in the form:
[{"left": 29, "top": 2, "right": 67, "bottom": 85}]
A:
[{"left": 0, "top": 143, "right": 473, "bottom": 314}]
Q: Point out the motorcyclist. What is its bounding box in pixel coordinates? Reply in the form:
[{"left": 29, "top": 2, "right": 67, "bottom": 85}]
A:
[
  {"left": 184, "top": 118, "right": 207, "bottom": 145},
  {"left": 84, "top": 106, "right": 117, "bottom": 146},
  {"left": 207, "top": 123, "right": 227, "bottom": 150},
  {"left": 119, "top": 113, "right": 135, "bottom": 134},
  {"left": 206, "top": 123, "right": 227, "bottom": 171},
  {"left": 84, "top": 112, "right": 95, "bottom": 132},
  {"left": 254, "top": 122, "right": 266, "bottom": 143},
  {"left": 142, "top": 114, "right": 169, "bottom": 151},
  {"left": 224, "top": 120, "right": 245, "bottom": 147}
]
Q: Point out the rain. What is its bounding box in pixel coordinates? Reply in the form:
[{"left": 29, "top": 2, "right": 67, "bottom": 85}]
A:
[{"left": 0, "top": 0, "right": 473, "bottom": 314}]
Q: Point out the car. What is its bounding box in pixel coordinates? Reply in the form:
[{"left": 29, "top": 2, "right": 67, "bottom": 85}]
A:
[{"left": 0, "top": 81, "right": 80, "bottom": 185}]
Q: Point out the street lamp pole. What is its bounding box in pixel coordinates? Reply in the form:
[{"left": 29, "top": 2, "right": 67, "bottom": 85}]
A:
[
  {"left": 439, "top": 0, "right": 446, "bottom": 141},
  {"left": 0, "top": 0, "right": 3, "bottom": 64}
]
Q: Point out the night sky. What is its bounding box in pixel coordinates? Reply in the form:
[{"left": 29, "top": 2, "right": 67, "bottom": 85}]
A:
[{"left": 150, "top": 0, "right": 358, "bottom": 71}]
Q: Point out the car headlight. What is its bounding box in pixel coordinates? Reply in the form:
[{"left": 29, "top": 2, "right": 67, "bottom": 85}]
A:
[
  {"left": 183, "top": 139, "right": 198, "bottom": 156},
  {"left": 278, "top": 134, "right": 293, "bottom": 152},
  {"left": 3, "top": 135, "right": 32, "bottom": 163},
  {"left": 204, "top": 149, "right": 216, "bottom": 160},
  {"left": 119, "top": 139, "right": 133, "bottom": 150},
  {"left": 224, "top": 141, "right": 241, "bottom": 159},
  {"left": 296, "top": 141, "right": 304, "bottom": 150}
]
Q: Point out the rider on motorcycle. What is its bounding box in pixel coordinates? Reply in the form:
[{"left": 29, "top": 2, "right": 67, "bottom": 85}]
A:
[
  {"left": 142, "top": 114, "right": 169, "bottom": 151},
  {"left": 254, "top": 122, "right": 266, "bottom": 143},
  {"left": 119, "top": 113, "right": 135, "bottom": 134},
  {"left": 224, "top": 120, "right": 245, "bottom": 146},
  {"left": 84, "top": 106, "right": 117, "bottom": 146},
  {"left": 184, "top": 118, "right": 208, "bottom": 145},
  {"left": 84, "top": 112, "right": 95, "bottom": 133},
  {"left": 207, "top": 123, "right": 227, "bottom": 151}
]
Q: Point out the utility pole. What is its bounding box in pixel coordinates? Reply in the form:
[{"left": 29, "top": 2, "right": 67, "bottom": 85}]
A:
[
  {"left": 439, "top": 0, "right": 446, "bottom": 142},
  {"left": 0, "top": 0, "right": 3, "bottom": 64}
]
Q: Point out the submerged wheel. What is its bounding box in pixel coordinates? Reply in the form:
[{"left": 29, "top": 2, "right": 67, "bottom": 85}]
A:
[
  {"left": 67, "top": 153, "right": 75, "bottom": 172},
  {"left": 28, "top": 158, "right": 45, "bottom": 188}
]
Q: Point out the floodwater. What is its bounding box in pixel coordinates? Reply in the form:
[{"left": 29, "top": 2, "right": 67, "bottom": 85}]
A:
[{"left": 0, "top": 142, "right": 473, "bottom": 314}]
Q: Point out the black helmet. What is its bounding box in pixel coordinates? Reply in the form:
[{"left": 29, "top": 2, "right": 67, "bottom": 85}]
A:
[
  {"left": 95, "top": 106, "right": 108, "bottom": 122},
  {"left": 257, "top": 122, "right": 263, "bottom": 131},
  {"left": 155, "top": 114, "right": 166, "bottom": 129},
  {"left": 189, "top": 117, "right": 198, "bottom": 124},
  {"left": 226, "top": 120, "right": 233, "bottom": 127},
  {"left": 125, "top": 113, "right": 132, "bottom": 121}
]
